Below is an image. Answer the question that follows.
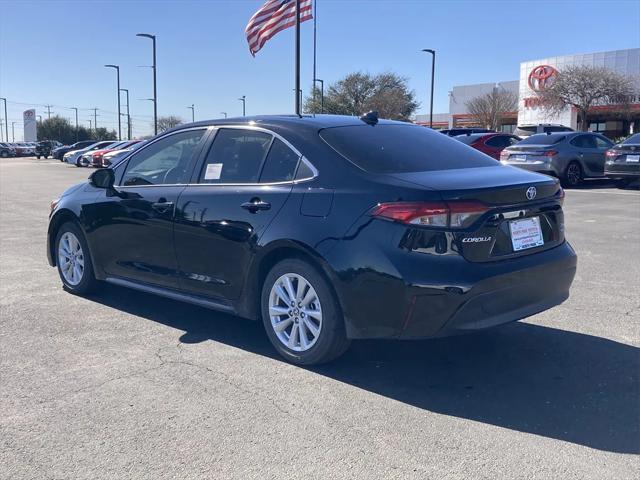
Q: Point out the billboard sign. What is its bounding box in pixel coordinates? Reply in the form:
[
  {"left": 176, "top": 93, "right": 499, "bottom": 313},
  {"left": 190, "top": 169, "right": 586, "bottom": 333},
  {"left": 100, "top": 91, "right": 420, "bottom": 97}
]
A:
[{"left": 23, "top": 109, "right": 37, "bottom": 141}]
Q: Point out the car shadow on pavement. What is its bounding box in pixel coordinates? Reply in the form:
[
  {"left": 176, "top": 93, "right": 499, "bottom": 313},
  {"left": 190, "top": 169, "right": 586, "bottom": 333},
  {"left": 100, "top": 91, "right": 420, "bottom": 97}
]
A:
[{"left": 89, "top": 283, "right": 639, "bottom": 454}]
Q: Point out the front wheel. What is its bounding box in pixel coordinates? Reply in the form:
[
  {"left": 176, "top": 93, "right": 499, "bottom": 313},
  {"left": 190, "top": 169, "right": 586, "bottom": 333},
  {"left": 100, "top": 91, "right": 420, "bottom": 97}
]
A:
[
  {"left": 562, "top": 161, "right": 583, "bottom": 187},
  {"left": 261, "top": 259, "right": 350, "bottom": 365},
  {"left": 55, "top": 222, "right": 97, "bottom": 294}
]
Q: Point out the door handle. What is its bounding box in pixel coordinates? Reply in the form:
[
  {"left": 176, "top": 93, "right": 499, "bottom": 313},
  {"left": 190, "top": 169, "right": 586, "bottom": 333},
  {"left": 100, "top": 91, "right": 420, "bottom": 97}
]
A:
[
  {"left": 241, "top": 198, "right": 271, "bottom": 213},
  {"left": 151, "top": 200, "right": 174, "bottom": 213}
]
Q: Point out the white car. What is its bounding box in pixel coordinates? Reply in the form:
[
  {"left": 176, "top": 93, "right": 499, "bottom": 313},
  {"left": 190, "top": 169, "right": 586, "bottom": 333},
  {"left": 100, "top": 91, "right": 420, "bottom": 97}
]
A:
[{"left": 63, "top": 141, "right": 117, "bottom": 166}]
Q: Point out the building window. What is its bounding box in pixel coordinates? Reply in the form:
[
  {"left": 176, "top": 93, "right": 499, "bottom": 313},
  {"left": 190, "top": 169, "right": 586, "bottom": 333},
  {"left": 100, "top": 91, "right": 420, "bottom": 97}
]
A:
[
  {"left": 500, "top": 124, "right": 516, "bottom": 133},
  {"left": 589, "top": 122, "right": 606, "bottom": 132}
]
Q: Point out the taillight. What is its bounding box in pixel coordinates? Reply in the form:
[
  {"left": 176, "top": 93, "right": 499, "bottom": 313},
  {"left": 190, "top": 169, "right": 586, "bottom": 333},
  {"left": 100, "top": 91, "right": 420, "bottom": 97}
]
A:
[
  {"left": 556, "top": 187, "right": 565, "bottom": 205},
  {"left": 605, "top": 150, "right": 617, "bottom": 157},
  {"left": 543, "top": 150, "right": 558, "bottom": 157},
  {"left": 370, "top": 201, "right": 488, "bottom": 229}
]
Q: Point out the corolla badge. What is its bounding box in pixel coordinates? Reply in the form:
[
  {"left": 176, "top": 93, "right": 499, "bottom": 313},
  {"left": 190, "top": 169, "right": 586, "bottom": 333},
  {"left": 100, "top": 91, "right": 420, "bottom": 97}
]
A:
[{"left": 526, "top": 186, "right": 537, "bottom": 200}]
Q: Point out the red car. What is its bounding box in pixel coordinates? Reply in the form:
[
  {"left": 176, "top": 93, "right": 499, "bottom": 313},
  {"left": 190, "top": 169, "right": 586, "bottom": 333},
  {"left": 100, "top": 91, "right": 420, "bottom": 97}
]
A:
[
  {"left": 89, "top": 141, "right": 141, "bottom": 167},
  {"left": 455, "top": 133, "right": 521, "bottom": 160}
]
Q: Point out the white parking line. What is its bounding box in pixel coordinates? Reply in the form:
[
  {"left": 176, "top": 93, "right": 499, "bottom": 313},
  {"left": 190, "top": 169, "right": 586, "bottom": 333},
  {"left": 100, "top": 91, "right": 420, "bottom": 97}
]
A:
[{"left": 567, "top": 189, "right": 640, "bottom": 197}]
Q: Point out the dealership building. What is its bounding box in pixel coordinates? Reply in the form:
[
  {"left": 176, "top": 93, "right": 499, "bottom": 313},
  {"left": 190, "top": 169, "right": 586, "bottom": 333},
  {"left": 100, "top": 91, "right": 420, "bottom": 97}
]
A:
[{"left": 416, "top": 48, "right": 640, "bottom": 137}]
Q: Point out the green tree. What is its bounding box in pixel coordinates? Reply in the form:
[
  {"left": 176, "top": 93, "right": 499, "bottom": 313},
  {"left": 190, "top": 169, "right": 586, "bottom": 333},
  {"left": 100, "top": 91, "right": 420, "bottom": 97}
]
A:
[
  {"left": 303, "top": 72, "right": 419, "bottom": 121},
  {"left": 36, "top": 116, "right": 116, "bottom": 144}
]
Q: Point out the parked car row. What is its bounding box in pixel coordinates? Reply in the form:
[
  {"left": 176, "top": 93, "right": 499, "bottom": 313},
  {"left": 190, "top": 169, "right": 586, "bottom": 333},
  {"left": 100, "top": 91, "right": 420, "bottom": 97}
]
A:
[
  {"left": 0, "top": 140, "right": 62, "bottom": 158},
  {"left": 53, "top": 139, "right": 147, "bottom": 167},
  {"left": 451, "top": 129, "right": 638, "bottom": 187}
]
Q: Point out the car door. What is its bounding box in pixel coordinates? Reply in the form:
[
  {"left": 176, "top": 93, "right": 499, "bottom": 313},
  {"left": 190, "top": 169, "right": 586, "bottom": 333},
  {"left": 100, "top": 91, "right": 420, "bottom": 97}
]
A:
[
  {"left": 570, "top": 135, "right": 599, "bottom": 176},
  {"left": 86, "top": 128, "right": 208, "bottom": 289},
  {"left": 592, "top": 135, "right": 614, "bottom": 175},
  {"left": 173, "top": 127, "right": 303, "bottom": 301}
]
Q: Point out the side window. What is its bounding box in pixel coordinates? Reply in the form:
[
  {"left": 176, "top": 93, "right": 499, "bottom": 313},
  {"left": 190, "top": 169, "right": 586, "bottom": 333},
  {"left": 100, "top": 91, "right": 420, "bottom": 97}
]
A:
[
  {"left": 121, "top": 129, "right": 205, "bottom": 186},
  {"left": 259, "top": 138, "right": 300, "bottom": 183},
  {"left": 485, "top": 136, "right": 504, "bottom": 148},
  {"left": 596, "top": 136, "right": 612, "bottom": 149},
  {"left": 570, "top": 135, "right": 585, "bottom": 148},
  {"left": 199, "top": 129, "right": 272, "bottom": 184},
  {"left": 583, "top": 135, "right": 597, "bottom": 148},
  {"left": 508, "top": 136, "right": 520, "bottom": 146}
]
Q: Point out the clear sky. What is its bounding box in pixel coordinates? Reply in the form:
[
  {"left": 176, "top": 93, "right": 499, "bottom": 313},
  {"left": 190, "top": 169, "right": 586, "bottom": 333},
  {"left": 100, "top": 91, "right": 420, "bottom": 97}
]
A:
[{"left": 1, "top": 0, "right": 639, "bottom": 140}]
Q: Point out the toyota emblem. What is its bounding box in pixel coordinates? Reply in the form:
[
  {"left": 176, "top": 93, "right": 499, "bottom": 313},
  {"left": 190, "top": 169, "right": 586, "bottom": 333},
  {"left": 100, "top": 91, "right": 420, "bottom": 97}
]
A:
[
  {"left": 528, "top": 65, "right": 557, "bottom": 92},
  {"left": 526, "top": 186, "right": 537, "bottom": 200}
]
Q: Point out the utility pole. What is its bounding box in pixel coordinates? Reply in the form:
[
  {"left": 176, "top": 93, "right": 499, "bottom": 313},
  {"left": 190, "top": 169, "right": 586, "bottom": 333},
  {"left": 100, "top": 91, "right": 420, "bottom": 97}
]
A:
[
  {"left": 104, "top": 64, "right": 121, "bottom": 140},
  {"left": 70, "top": 107, "right": 78, "bottom": 141},
  {"left": 0, "top": 97, "right": 7, "bottom": 142},
  {"left": 239, "top": 96, "right": 246, "bottom": 116},
  {"left": 120, "top": 89, "right": 131, "bottom": 140},
  {"left": 44, "top": 104, "right": 53, "bottom": 119},
  {"left": 187, "top": 104, "right": 195, "bottom": 122},
  {"left": 314, "top": 79, "right": 324, "bottom": 113},
  {"left": 11, "top": 121, "right": 17, "bottom": 142},
  {"left": 294, "top": 0, "right": 301, "bottom": 116},
  {"left": 90, "top": 108, "right": 98, "bottom": 135},
  {"left": 136, "top": 33, "right": 157, "bottom": 135}
]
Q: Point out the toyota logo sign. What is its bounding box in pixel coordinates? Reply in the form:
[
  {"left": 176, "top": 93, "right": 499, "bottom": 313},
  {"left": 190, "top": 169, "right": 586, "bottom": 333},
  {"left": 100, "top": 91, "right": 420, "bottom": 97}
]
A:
[
  {"left": 526, "top": 186, "right": 537, "bottom": 200},
  {"left": 528, "top": 65, "right": 557, "bottom": 92}
]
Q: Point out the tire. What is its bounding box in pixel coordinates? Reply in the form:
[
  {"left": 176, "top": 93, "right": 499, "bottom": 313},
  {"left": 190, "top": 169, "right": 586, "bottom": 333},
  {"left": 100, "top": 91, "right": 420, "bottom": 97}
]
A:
[
  {"left": 562, "top": 161, "right": 583, "bottom": 188},
  {"left": 55, "top": 222, "right": 97, "bottom": 295},
  {"left": 0, "top": 151, "right": 8, "bottom": 158},
  {"left": 36, "top": 155, "right": 40, "bottom": 159},
  {"left": 261, "top": 258, "right": 350, "bottom": 365},
  {"left": 75, "top": 158, "right": 81, "bottom": 167}
]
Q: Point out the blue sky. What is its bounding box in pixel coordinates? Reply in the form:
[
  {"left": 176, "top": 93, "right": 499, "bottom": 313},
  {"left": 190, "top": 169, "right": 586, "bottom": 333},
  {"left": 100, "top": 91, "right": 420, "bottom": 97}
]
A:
[{"left": 1, "top": 0, "right": 639, "bottom": 139}]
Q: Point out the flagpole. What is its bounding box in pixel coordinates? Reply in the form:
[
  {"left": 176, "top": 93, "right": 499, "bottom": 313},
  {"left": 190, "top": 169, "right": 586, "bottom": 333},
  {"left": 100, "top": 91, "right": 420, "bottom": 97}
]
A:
[
  {"left": 312, "top": 0, "right": 317, "bottom": 113},
  {"left": 295, "top": 0, "right": 301, "bottom": 116}
]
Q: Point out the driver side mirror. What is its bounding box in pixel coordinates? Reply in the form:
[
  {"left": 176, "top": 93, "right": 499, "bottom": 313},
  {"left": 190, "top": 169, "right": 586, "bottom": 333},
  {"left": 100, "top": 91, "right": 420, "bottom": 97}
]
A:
[{"left": 89, "top": 168, "right": 115, "bottom": 189}]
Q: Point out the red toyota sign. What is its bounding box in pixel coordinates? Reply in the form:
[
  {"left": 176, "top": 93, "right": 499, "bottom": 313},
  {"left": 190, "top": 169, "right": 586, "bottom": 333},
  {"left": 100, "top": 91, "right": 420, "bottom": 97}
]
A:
[{"left": 528, "top": 65, "right": 558, "bottom": 92}]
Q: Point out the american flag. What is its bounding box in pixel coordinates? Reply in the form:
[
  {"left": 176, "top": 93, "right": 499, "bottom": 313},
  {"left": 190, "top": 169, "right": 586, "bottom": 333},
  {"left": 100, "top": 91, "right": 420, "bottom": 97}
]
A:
[{"left": 246, "top": 0, "right": 313, "bottom": 56}]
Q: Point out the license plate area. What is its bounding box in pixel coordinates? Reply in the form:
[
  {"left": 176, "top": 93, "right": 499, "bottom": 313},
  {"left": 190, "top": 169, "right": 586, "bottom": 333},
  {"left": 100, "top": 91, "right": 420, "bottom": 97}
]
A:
[
  {"left": 626, "top": 154, "right": 639, "bottom": 163},
  {"left": 512, "top": 154, "right": 527, "bottom": 162},
  {"left": 509, "top": 216, "right": 544, "bottom": 252}
]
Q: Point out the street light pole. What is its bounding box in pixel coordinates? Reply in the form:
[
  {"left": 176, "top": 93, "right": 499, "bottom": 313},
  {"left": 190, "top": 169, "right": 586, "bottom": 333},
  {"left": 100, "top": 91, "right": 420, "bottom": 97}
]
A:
[
  {"left": 87, "top": 120, "right": 92, "bottom": 132},
  {"left": 104, "top": 65, "right": 121, "bottom": 140},
  {"left": 314, "top": 78, "right": 324, "bottom": 113},
  {"left": 11, "top": 121, "right": 16, "bottom": 142},
  {"left": 70, "top": 107, "right": 78, "bottom": 141},
  {"left": 136, "top": 33, "right": 157, "bottom": 135},
  {"left": 120, "top": 89, "right": 131, "bottom": 140},
  {"left": 0, "top": 98, "right": 8, "bottom": 143},
  {"left": 220, "top": 112, "right": 227, "bottom": 119},
  {"left": 422, "top": 49, "right": 436, "bottom": 128},
  {"left": 187, "top": 104, "right": 194, "bottom": 122},
  {"left": 239, "top": 96, "right": 246, "bottom": 116}
]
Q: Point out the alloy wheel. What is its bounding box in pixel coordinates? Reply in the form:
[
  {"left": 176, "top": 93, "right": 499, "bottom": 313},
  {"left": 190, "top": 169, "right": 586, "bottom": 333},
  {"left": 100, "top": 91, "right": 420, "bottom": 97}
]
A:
[
  {"left": 58, "top": 232, "right": 85, "bottom": 286},
  {"left": 268, "top": 273, "right": 322, "bottom": 352},
  {"left": 566, "top": 163, "right": 581, "bottom": 186}
]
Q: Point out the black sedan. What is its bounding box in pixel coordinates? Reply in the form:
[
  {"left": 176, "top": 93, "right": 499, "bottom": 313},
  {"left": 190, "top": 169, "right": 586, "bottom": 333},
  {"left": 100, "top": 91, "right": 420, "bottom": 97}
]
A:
[
  {"left": 52, "top": 140, "right": 97, "bottom": 160},
  {"left": 47, "top": 114, "right": 577, "bottom": 365},
  {"left": 605, "top": 133, "right": 640, "bottom": 186}
]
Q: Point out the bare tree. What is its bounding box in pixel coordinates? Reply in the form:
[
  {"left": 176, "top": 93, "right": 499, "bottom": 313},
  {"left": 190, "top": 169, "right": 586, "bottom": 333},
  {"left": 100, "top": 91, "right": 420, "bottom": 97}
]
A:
[
  {"left": 156, "top": 115, "right": 184, "bottom": 133},
  {"left": 465, "top": 89, "right": 518, "bottom": 130},
  {"left": 536, "top": 65, "right": 635, "bottom": 131},
  {"left": 303, "top": 72, "right": 419, "bottom": 121}
]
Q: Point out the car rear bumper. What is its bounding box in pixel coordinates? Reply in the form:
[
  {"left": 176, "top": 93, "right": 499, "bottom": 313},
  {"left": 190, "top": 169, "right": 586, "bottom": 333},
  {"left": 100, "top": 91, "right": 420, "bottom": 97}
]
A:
[
  {"left": 605, "top": 163, "right": 640, "bottom": 179},
  {"left": 329, "top": 233, "right": 577, "bottom": 340},
  {"left": 501, "top": 160, "right": 560, "bottom": 177}
]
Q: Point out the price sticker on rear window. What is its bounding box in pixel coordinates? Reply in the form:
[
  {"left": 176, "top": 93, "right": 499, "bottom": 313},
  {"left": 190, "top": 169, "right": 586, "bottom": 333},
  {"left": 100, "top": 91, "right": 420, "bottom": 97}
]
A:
[{"left": 204, "top": 163, "right": 223, "bottom": 180}]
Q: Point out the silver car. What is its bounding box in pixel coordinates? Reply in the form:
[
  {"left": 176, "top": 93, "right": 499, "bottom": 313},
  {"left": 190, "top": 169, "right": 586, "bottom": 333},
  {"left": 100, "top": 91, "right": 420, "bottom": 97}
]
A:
[{"left": 501, "top": 132, "right": 613, "bottom": 187}]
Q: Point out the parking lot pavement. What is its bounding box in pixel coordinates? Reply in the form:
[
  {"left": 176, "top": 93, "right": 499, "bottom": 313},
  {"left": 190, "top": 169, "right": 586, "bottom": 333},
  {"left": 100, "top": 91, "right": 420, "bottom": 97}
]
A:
[{"left": 1, "top": 156, "right": 638, "bottom": 479}]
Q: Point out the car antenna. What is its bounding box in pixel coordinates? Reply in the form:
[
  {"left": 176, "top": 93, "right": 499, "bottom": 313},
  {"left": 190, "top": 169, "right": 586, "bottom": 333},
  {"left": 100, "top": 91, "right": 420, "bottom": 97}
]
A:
[{"left": 359, "top": 111, "right": 379, "bottom": 126}]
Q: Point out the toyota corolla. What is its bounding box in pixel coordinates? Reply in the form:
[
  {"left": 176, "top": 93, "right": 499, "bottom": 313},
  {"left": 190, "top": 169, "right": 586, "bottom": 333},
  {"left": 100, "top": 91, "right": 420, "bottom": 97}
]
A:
[{"left": 47, "top": 114, "right": 577, "bottom": 365}]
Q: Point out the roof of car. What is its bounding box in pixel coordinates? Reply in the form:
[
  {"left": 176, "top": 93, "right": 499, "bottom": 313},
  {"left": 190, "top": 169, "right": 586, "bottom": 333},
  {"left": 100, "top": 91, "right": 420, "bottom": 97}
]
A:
[{"left": 170, "top": 114, "right": 410, "bottom": 134}]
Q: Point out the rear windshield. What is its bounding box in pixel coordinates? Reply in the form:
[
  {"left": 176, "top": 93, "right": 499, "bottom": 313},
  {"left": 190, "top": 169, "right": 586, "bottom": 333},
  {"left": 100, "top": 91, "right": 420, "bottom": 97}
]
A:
[
  {"left": 517, "top": 134, "right": 566, "bottom": 145},
  {"left": 622, "top": 133, "right": 640, "bottom": 145},
  {"left": 320, "top": 124, "right": 496, "bottom": 173}
]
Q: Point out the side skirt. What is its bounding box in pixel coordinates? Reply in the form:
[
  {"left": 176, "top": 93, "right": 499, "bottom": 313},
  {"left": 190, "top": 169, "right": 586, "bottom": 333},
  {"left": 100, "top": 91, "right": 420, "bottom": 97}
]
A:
[{"left": 105, "top": 277, "right": 236, "bottom": 314}]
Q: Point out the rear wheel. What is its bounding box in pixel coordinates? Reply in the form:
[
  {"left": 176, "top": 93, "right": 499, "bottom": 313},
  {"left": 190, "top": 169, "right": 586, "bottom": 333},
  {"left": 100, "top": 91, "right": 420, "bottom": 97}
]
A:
[
  {"left": 1, "top": 151, "right": 8, "bottom": 158},
  {"left": 261, "top": 258, "right": 350, "bottom": 365},
  {"left": 563, "top": 161, "right": 582, "bottom": 187},
  {"left": 55, "top": 222, "right": 97, "bottom": 294}
]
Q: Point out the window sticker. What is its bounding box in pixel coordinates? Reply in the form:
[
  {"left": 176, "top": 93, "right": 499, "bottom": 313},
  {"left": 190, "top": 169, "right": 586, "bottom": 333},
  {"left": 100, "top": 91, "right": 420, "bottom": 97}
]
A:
[{"left": 204, "top": 163, "right": 223, "bottom": 180}]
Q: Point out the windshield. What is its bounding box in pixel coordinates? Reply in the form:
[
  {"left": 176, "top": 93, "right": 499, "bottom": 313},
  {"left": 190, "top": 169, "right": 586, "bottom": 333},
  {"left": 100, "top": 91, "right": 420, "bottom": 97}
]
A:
[
  {"left": 320, "top": 124, "right": 497, "bottom": 174},
  {"left": 517, "top": 134, "right": 566, "bottom": 146}
]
